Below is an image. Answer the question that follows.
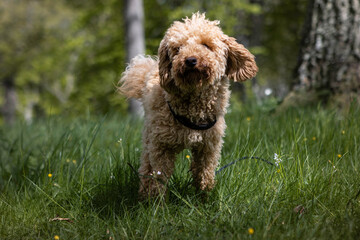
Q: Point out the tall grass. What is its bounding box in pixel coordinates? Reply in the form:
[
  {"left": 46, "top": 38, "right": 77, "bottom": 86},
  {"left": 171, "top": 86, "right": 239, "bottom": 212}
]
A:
[{"left": 1, "top": 103, "right": 359, "bottom": 239}]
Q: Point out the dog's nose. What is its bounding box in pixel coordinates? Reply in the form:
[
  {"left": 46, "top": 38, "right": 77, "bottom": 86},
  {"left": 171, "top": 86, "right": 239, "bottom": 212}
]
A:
[{"left": 185, "top": 57, "right": 197, "bottom": 67}]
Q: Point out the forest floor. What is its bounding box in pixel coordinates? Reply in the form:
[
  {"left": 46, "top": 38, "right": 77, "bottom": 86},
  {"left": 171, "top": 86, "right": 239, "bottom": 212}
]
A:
[{"left": 1, "top": 102, "right": 360, "bottom": 239}]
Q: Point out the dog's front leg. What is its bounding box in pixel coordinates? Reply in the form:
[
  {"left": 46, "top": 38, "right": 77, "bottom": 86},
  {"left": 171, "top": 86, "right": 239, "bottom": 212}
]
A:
[
  {"left": 191, "top": 139, "right": 222, "bottom": 191},
  {"left": 138, "top": 146, "right": 176, "bottom": 198}
]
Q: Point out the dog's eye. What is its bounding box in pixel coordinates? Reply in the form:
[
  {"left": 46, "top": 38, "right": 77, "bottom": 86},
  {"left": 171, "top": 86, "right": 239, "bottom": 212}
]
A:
[
  {"left": 202, "top": 43, "right": 211, "bottom": 50},
  {"left": 173, "top": 47, "right": 180, "bottom": 55}
]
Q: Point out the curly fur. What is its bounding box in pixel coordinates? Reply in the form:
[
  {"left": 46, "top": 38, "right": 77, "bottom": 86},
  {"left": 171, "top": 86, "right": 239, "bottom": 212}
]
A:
[{"left": 119, "top": 13, "right": 258, "bottom": 198}]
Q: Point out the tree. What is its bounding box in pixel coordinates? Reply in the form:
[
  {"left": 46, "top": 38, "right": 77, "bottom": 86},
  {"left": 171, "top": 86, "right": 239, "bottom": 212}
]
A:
[
  {"left": 0, "top": 0, "right": 44, "bottom": 124},
  {"left": 284, "top": 0, "right": 360, "bottom": 108},
  {"left": 124, "top": 0, "right": 145, "bottom": 116},
  {"left": 67, "top": 0, "right": 127, "bottom": 115},
  {"left": 0, "top": 0, "right": 79, "bottom": 123},
  {"left": 260, "top": 0, "right": 308, "bottom": 98}
]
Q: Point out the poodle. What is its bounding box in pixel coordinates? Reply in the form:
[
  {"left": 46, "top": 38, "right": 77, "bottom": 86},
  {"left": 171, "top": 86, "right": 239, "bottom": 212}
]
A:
[{"left": 119, "top": 13, "right": 258, "bottom": 198}]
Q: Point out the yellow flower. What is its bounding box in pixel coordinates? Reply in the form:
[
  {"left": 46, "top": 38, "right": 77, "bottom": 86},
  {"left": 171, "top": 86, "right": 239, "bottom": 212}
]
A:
[
  {"left": 248, "top": 227, "right": 254, "bottom": 235},
  {"left": 303, "top": 138, "right": 308, "bottom": 142},
  {"left": 312, "top": 136, "right": 316, "bottom": 141},
  {"left": 186, "top": 155, "right": 190, "bottom": 159},
  {"left": 341, "top": 130, "right": 345, "bottom": 135},
  {"left": 48, "top": 173, "right": 53, "bottom": 178},
  {"left": 276, "top": 169, "right": 281, "bottom": 173},
  {"left": 337, "top": 154, "right": 342, "bottom": 158},
  {"left": 72, "top": 160, "right": 77, "bottom": 164},
  {"left": 54, "top": 235, "right": 60, "bottom": 240},
  {"left": 66, "top": 159, "right": 70, "bottom": 163},
  {"left": 246, "top": 117, "right": 251, "bottom": 122}
]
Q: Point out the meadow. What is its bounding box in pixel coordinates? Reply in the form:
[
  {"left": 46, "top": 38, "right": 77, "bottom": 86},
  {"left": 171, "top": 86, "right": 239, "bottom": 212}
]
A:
[{"left": 0, "top": 103, "right": 359, "bottom": 239}]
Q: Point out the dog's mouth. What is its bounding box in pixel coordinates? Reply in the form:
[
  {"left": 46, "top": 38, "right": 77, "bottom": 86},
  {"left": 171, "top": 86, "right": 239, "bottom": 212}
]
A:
[{"left": 174, "top": 64, "right": 212, "bottom": 89}]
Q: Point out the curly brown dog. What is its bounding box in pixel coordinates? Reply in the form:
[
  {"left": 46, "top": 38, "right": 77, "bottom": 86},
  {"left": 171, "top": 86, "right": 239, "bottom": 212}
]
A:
[{"left": 119, "top": 13, "right": 257, "bottom": 198}]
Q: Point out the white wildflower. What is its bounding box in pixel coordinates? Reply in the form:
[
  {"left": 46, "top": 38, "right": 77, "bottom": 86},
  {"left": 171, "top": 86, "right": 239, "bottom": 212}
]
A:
[
  {"left": 274, "top": 153, "right": 282, "bottom": 167},
  {"left": 156, "top": 171, "right": 161, "bottom": 175}
]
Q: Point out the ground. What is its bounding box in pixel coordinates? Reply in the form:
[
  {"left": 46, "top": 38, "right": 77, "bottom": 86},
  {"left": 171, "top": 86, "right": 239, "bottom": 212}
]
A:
[{"left": 0, "top": 102, "right": 359, "bottom": 239}]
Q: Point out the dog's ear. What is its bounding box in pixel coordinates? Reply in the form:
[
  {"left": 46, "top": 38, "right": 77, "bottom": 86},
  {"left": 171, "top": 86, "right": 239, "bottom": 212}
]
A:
[
  {"left": 158, "top": 38, "right": 176, "bottom": 93},
  {"left": 224, "top": 37, "right": 258, "bottom": 82}
]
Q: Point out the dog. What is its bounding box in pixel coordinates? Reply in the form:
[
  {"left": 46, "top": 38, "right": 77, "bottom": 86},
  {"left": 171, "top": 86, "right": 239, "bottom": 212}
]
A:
[{"left": 119, "top": 12, "right": 257, "bottom": 198}]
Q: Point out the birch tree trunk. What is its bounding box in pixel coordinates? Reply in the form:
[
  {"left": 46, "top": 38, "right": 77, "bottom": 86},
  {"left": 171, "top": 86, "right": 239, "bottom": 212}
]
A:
[
  {"left": 284, "top": 0, "right": 360, "bottom": 108},
  {"left": 125, "top": 0, "right": 145, "bottom": 116}
]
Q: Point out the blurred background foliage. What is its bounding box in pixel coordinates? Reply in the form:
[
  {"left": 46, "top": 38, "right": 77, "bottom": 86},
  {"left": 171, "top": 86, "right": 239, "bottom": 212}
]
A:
[{"left": 0, "top": 0, "right": 308, "bottom": 123}]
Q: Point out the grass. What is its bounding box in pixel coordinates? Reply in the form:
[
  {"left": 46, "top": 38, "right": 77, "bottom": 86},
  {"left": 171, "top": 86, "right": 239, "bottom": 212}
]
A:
[{"left": 1, "top": 102, "right": 360, "bottom": 239}]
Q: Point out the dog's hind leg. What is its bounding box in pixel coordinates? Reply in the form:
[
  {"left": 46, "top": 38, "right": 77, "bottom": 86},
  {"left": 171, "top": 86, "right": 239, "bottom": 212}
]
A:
[{"left": 138, "top": 147, "right": 152, "bottom": 198}]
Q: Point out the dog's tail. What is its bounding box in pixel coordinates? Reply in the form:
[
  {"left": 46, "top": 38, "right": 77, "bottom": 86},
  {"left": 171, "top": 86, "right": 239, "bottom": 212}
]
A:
[{"left": 118, "top": 55, "right": 157, "bottom": 100}]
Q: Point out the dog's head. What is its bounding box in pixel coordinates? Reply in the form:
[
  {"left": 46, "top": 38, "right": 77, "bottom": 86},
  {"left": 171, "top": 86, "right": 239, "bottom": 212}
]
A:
[{"left": 158, "top": 12, "right": 258, "bottom": 94}]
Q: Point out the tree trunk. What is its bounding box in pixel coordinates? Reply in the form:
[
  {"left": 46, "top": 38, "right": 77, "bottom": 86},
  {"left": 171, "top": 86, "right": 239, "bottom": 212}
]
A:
[
  {"left": 125, "top": 0, "right": 145, "bottom": 117},
  {"left": 286, "top": 0, "right": 360, "bottom": 108},
  {"left": 2, "top": 76, "right": 17, "bottom": 125}
]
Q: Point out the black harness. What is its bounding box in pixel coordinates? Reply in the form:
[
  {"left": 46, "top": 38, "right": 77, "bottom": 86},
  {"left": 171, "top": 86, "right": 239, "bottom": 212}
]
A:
[{"left": 167, "top": 101, "right": 217, "bottom": 130}]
